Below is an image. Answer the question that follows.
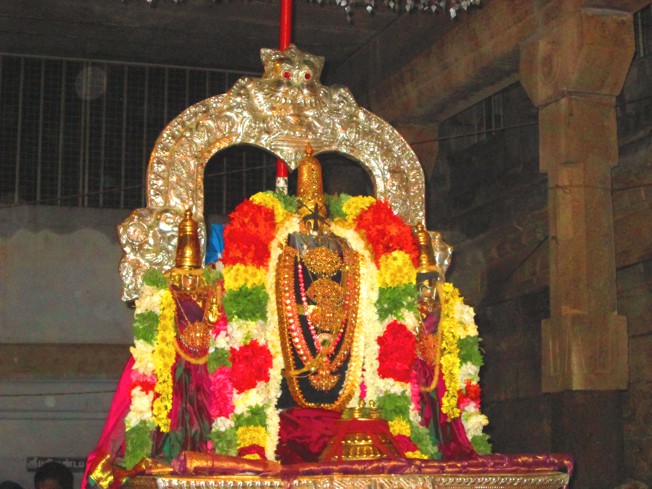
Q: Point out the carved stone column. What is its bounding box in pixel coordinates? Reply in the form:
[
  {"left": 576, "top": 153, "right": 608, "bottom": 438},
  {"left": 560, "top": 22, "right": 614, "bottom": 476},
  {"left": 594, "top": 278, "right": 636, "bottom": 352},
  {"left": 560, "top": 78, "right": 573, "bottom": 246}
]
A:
[{"left": 520, "top": 8, "right": 631, "bottom": 392}]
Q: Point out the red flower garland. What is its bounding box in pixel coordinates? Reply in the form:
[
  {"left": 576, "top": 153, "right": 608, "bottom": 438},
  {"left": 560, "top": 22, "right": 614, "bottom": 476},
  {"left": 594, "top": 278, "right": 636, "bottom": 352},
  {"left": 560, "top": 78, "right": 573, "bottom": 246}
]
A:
[
  {"left": 377, "top": 321, "right": 417, "bottom": 383},
  {"left": 230, "top": 340, "right": 274, "bottom": 393},
  {"left": 355, "top": 201, "right": 419, "bottom": 267},
  {"left": 222, "top": 200, "right": 277, "bottom": 267},
  {"left": 459, "top": 379, "right": 482, "bottom": 410},
  {"left": 222, "top": 228, "right": 273, "bottom": 268}
]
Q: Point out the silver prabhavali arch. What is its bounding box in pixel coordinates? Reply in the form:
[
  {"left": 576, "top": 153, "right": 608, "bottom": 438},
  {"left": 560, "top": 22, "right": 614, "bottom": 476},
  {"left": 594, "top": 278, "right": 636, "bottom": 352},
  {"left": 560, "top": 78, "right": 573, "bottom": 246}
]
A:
[{"left": 117, "top": 44, "right": 426, "bottom": 301}]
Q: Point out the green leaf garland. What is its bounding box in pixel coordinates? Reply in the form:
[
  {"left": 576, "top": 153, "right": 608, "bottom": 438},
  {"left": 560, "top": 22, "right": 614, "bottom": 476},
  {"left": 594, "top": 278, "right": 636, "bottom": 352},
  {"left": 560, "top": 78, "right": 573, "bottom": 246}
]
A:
[
  {"left": 470, "top": 433, "right": 493, "bottom": 454},
  {"left": 325, "top": 193, "right": 351, "bottom": 220},
  {"left": 270, "top": 191, "right": 298, "bottom": 213},
  {"left": 142, "top": 268, "right": 168, "bottom": 289},
  {"left": 234, "top": 405, "right": 267, "bottom": 428},
  {"left": 211, "top": 427, "right": 238, "bottom": 456},
  {"left": 376, "top": 392, "right": 412, "bottom": 421},
  {"left": 132, "top": 311, "right": 159, "bottom": 343},
  {"left": 376, "top": 285, "right": 419, "bottom": 322},
  {"left": 207, "top": 348, "right": 231, "bottom": 373},
  {"left": 222, "top": 285, "right": 268, "bottom": 322},
  {"left": 123, "top": 420, "right": 155, "bottom": 469},
  {"left": 458, "top": 336, "right": 484, "bottom": 367},
  {"left": 409, "top": 420, "right": 441, "bottom": 459}
]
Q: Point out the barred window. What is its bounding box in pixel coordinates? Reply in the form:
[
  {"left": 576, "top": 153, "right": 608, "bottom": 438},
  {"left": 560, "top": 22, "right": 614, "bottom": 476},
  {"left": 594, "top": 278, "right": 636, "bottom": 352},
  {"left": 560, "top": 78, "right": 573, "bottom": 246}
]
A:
[
  {"left": 0, "top": 54, "right": 275, "bottom": 214},
  {"left": 439, "top": 91, "right": 504, "bottom": 154},
  {"left": 635, "top": 5, "right": 652, "bottom": 58}
]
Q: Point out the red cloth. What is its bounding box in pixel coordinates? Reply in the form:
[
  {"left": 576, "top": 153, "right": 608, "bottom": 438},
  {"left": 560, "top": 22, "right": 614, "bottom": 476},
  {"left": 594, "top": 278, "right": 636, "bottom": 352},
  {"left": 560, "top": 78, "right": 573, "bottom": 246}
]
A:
[
  {"left": 435, "top": 371, "right": 476, "bottom": 460},
  {"left": 276, "top": 408, "right": 342, "bottom": 464}
]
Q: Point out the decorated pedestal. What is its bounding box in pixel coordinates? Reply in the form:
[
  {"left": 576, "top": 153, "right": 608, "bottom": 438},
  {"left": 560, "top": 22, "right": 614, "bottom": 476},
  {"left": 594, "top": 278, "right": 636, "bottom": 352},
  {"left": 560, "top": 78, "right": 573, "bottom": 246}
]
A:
[{"left": 123, "top": 453, "right": 572, "bottom": 489}]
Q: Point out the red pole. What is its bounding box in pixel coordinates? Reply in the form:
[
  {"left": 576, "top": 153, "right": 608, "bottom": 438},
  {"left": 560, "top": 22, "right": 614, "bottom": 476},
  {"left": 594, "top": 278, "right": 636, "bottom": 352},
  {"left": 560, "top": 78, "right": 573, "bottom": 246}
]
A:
[
  {"left": 276, "top": 0, "right": 292, "bottom": 194},
  {"left": 279, "top": 0, "right": 292, "bottom": 50}
]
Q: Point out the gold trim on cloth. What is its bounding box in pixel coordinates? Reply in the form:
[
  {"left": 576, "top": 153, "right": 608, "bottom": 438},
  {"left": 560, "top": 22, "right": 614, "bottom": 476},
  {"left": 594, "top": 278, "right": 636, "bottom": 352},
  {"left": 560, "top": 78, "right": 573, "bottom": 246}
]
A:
[
  {"left": 88, "top": 452, "right": 114, "bottom": 489},
  {"left": 125, "top": 472, "right": 569, "bottom": 489}
]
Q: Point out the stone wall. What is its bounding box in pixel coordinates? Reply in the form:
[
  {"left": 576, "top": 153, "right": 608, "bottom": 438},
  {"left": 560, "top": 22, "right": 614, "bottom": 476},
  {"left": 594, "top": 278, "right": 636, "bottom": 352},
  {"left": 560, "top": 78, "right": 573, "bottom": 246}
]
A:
[{"left": 0, "top": 206, "right": 134, "bottom": 486}]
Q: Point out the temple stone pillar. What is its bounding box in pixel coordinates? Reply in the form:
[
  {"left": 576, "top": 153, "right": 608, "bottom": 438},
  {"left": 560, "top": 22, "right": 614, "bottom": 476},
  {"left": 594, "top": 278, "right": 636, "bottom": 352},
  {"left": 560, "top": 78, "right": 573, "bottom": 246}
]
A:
[
  {"left": 520, "top": 7, "right": 631, "bottom": 393},
  {"left": 520, "top": 9, "right": 633, "bottom": 487}
]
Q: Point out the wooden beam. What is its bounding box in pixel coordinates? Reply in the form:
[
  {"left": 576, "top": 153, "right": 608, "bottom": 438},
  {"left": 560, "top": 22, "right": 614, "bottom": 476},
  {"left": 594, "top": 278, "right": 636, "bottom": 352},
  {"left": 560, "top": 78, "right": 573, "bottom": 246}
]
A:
[{"left": 357, "top": 0, "right": 652, "bottom": 124}]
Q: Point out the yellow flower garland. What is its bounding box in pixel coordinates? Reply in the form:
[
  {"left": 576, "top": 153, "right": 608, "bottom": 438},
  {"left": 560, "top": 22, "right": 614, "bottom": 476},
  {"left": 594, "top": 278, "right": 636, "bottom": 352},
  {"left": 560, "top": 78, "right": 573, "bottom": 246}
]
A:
[
  {"left": 250, "top": 192, "right": 289, "bottom": 224},
  {"left": 388, "top": 418, "right": 411, "bottom": 437},
  {"left": 152, "top": 289, "right": 176, "bottom": 432},
  {"left": 405, "top": 450, "right": 428, "bottom": 459},
  {"left": 223, "top": 263, "right": 267, "bottom": 290},
  {"left": 237, "top": 425, "right": 268, "bottom": 449},
  {"left": 343, "top": 196, "right": 376, "bottom": 222},
  {"left": 438, "top": 283, "right": 462, "bottom": 420},
  {"left": 377, "top": 250, "right": 416, "bottom": 287}
]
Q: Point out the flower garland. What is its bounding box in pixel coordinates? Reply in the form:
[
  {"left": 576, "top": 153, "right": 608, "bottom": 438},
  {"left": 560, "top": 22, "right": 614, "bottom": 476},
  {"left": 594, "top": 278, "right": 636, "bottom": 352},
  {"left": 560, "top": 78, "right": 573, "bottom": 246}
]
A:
[
  {"left": 210, "top": 192, "right": 285, "bottom": 460},
  {"left": 122, "top": 190, "right": 491, "bottom": 464},
  {"left": 437, "top": 282, "right": 491, "bottom": 454},
  {"left": 338, "top": 196, "right": 437, "bottom": 459},
  {"left": 123, "top": 270, "right": 173, "bottom": 468},
  {"left": 152, "top": 290, "right": 176, "bottom": 432}
]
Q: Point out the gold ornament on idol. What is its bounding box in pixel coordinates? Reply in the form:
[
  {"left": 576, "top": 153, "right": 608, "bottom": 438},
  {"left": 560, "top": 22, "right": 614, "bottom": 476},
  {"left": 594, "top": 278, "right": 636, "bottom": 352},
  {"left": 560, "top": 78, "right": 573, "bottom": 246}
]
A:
[
  {"left": 276, "top": 243, "right": 362, "bottom": 408},
  {"left": 297, "top": 144, "right": 328, "bottom": 235},
  {"left": 276, "top": 146, "right": 363, "bottom": 410},
  {"left": 168, "top": 208, "right": 222, "bottom": 364},
  {"left": 169, "top": 208, "right": 207, "bottom": 294}
]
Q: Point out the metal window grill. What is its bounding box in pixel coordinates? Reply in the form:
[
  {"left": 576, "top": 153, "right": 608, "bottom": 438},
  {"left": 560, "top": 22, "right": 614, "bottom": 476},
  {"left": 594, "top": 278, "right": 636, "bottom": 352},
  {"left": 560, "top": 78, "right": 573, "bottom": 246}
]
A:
[
  {"left": 635, "top": 5, "right": 652, "bottom": 58},
  {"left": 0, "top": 54, "right": 275, "bottom": 215},
  {"left": 439, "top": 90, "right": 504, "bottom": 154}
]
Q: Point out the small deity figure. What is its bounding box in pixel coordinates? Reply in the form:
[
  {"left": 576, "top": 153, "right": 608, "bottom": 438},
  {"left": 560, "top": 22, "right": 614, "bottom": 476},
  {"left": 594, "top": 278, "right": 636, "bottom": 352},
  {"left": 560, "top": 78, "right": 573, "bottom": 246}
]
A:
[
  {"left": 413, "top": 225, "right": 476, "bottom": 460},
  {"left": 84, "top": 209, "right": 225, "bottom": 488}
]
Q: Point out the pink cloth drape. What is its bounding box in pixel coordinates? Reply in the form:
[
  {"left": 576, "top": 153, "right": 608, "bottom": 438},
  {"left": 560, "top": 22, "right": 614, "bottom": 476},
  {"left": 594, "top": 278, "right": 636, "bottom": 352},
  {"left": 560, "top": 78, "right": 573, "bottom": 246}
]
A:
[{"left": 82, "top": 356, "right": 134, "bottom": 489}]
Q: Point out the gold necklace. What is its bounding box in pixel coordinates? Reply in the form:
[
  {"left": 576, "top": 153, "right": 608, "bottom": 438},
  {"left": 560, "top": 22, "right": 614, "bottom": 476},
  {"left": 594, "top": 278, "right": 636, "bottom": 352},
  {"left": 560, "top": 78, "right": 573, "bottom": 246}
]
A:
[
  {"left": 276, "top": 240, "right": 362, "bottom": 410},
  {"left": 172, "top": 284, "right": 222, "bottom": 365}
]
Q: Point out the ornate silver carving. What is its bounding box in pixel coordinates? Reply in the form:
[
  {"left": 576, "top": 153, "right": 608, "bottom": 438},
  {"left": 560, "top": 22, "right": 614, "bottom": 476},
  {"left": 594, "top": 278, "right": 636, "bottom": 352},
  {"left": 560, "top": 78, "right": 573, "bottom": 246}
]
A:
[
  {"left": 118, "top": 207, "right": 206, "bottom": 301},
  {"left": 118, "top": 44, "right": 425, "bottom": 301}
]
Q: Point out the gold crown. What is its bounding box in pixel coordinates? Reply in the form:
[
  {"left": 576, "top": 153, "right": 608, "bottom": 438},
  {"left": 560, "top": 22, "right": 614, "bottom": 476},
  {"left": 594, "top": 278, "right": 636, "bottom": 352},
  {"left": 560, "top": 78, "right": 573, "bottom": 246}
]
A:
[
  {"left": 297, "top": 144, "right": 326, "bottom": 219},
  {"left": 174, "top": 208, "right": 202, "bottom": 270}
]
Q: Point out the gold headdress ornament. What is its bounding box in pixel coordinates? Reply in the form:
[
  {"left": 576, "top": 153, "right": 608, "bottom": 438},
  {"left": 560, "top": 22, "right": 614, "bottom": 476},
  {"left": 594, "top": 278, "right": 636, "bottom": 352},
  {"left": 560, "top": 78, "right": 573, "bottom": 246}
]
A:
[
  {"left": 170, "top": 208, "right": 206, "bottom": 290},
  {"left": 413, "top": 223, "right": 441, "bottom": 324},
  {"left": 175, "top": 208, "right": 202, "bottom": 270},
  {"left": 297, "top": 144, "right": 328, "bottom": 233},
  {"left": 414, "top": 223, "right": 438, "bottom": 276}
]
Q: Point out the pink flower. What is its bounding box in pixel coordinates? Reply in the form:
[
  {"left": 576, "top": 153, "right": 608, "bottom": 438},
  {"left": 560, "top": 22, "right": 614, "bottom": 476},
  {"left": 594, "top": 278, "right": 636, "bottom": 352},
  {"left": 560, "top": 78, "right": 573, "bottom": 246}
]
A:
[
  {"left": 210, "top": 366, "right": 235, "bottom": 418},
  {"left": 212, "top": 315, "right": 228, "bottom": 336},
  {"left": 410, "top": 369, "right": 421, "bottom": 410},
  {"left": 130, "top": 370, "right": 156, "bottom": 394}
]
